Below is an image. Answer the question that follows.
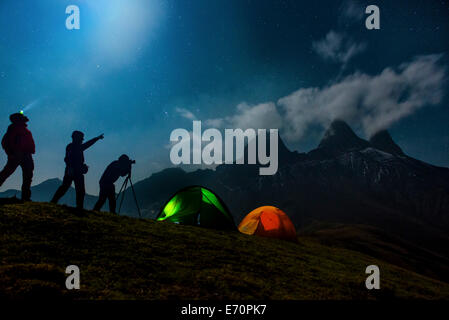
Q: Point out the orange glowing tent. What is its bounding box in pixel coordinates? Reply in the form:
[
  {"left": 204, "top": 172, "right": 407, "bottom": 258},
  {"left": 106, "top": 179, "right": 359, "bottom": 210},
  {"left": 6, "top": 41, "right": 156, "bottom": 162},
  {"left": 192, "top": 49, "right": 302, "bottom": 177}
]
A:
[{"left": 238, "top": 206, "right": 297, "bottom": 241}]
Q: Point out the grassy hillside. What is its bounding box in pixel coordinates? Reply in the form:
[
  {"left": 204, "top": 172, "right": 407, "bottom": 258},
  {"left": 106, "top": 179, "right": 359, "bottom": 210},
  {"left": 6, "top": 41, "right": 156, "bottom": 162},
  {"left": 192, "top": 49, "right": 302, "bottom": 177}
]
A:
[
  {"left": 1, "top": 202, "right": 448, "bottom": 300},
  {"left": 302, "top": 223, "right": 449, "bottom": 283}
]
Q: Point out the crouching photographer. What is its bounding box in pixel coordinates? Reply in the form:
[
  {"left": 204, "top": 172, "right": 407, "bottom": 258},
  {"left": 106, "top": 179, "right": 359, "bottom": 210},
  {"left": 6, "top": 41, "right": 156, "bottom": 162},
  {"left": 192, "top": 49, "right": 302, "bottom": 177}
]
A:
[{"left": 93, "top": 154, "right": 135, "bottom": 214}]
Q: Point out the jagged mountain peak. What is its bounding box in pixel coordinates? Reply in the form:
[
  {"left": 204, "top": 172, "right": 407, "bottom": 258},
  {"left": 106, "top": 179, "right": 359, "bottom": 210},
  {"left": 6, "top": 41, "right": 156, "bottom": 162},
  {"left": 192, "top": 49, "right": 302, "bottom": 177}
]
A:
[
  {"left": 238, "top": 132, "right": 300, "bottom": 165},
  {"left": 369, "top": 130, "right": 405, "bottom": 156},
  {"left": 273, "top": 134, "right": 297, "bottom": 160},
  {"left": 317, "top": 119, "right": 370, "bottom": 155}
]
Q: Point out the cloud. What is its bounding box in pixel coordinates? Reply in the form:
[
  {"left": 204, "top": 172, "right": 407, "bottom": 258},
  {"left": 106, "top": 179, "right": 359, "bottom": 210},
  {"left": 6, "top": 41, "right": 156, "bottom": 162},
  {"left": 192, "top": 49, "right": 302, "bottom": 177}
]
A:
[
  {"left": 175, "top": 107, "right": 197, "bottom": 120},
  {"left": 204, "top": 54, "right": 446, "bottom": 142},
  {"left": 340, "top": 0, "right": 364, "bottom": 23},
  {"left": 278, "top": 54, "right": 446, "bottom": 139},
  {"left": 205, "top": 102, "right": 283, "bottom": 130},
  {"left": 204, "top": 118, "right": 225, "bottom": 128},
  {"left": 312, "top": 31, "right": 366, "bottom": 65}
]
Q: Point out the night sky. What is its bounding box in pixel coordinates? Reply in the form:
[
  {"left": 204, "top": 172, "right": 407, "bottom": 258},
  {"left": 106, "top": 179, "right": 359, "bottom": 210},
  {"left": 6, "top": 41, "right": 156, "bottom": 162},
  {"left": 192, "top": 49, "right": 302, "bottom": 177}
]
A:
[{"left": 0, "top": 0, "right": 448, "bottom": 194}]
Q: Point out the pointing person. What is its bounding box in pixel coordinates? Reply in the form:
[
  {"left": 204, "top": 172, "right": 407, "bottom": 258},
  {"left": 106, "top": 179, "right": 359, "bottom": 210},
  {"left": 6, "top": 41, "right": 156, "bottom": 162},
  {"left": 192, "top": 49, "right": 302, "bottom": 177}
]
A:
[
  {"left": 0, "top": 112, "right": 35, "bottom": 201},
  {"left": 51, "top": 131, "right": 104, "bottom": 210}
]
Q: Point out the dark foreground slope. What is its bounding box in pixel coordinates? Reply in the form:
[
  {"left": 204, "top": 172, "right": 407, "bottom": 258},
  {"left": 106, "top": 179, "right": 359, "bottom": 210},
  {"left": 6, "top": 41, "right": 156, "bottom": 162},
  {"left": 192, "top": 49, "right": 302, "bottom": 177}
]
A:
[
  {"left": 304, "top": 223, "right": 449, "bottom": 283},
  {"left": 1, "top": 202, "right": 448, "bottom": 300}
]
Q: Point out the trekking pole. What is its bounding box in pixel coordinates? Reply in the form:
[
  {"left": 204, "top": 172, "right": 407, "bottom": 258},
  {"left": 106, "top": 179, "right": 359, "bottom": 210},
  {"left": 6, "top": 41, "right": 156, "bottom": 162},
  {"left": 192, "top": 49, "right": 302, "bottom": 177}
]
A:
[{"left": 128, "top": 176, "right": 142, "bottom": 218}]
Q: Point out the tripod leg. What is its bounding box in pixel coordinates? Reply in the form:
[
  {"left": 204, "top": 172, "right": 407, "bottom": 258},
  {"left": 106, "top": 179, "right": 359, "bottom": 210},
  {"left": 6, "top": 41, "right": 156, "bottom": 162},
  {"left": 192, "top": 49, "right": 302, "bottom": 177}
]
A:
[
  {"left": 118, "top": 177, "right": 128, "bottom": 215},
  {"left": 116, "top": 178, "right": 127, "bottom": 201},
  {"left": 128, "top": 177, "right": 142, "bottom": 218}
]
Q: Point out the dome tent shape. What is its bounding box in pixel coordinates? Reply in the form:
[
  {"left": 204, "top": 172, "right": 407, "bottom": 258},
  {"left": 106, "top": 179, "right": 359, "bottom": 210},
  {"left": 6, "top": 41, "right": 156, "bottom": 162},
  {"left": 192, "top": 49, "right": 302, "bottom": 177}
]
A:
[
  {"left": 156, "top": 186, "right": 235, "bottom": 230},
  {"left": 238, "top": 206, "right": 297, "bottom": 241}
]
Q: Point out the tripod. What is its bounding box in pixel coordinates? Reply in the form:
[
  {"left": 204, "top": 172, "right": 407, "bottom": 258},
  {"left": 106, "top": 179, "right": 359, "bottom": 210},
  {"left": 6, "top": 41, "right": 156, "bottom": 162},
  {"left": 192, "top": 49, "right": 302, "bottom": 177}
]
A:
[{"left": 116, "top": 174, "right": 142, "bottom": 218}]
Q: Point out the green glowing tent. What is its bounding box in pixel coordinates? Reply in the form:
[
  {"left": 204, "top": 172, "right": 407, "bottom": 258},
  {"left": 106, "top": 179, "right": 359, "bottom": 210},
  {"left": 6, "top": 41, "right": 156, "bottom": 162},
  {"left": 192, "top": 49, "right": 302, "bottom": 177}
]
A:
[{"left": 156, "top": 186, "right": 235, "bottom": 230}]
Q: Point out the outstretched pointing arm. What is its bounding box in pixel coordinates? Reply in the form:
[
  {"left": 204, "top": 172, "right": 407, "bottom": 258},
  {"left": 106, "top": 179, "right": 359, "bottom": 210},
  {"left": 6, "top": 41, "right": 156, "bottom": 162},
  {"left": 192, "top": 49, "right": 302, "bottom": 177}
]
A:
[{"left": 82, "top": 134, "right": 104, "bottom": 151}]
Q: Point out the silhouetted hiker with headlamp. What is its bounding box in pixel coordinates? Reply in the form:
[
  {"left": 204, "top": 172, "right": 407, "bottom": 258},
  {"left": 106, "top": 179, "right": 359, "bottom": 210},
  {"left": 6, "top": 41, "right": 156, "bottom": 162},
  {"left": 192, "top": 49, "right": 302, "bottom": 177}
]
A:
[
  {"left": 0, "top": 112, "right": 35, "bottom": 201},
  {"left": 51, "top": 130, "right": 104, "bottom": 210},
  {"left": 93, "top": 154, "right": 134, "bottom": 213}
]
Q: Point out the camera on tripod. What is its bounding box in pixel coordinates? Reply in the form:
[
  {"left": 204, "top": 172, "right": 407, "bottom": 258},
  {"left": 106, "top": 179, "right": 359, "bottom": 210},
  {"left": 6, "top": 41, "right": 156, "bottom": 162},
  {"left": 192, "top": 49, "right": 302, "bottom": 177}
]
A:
[
  {"left": 116, "top": 156, "right": 141, "bottom": 218},
  {"left": 119, "top": 154, "right": 135, "bottom": 167}
]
